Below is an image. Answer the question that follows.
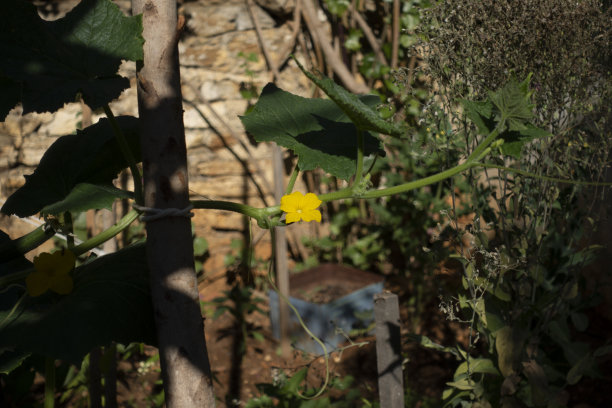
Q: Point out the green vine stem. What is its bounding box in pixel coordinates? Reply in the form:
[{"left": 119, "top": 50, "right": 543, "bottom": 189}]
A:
[
  {"left": 103, "top": 104, "right": 144, "bottom": 205},
  {"left": 72, "top": 209, "right": 140, "bottom": 256},
  {"left": 466, "top": 119, "right": 505, "bottom": 162},
  {"left": 354, "top": 128, "right": 365, "bottom": 186},
  {"left": 285, "top": 165, "right": 300, "bottom": 195},
  {"left": 44, "top": 357, "right": 56, "bottom": 408},
  {"left": 0, "top": 225, "right": 55, "bottom": 263},
  {"left": 192, "top": 200, "right": 280, "bottom": 227},
  {"left": 479, "top": 163, "right": 612, "bottom": 187},
  {"left": 0, "top": 210, "right": 140, "bottom": 288},
  {"left": 266, "top": 263, "right": 329, "bottom": 399}
]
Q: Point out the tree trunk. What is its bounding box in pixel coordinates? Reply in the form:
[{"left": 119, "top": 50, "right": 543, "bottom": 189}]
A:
[{"left": 131, "top": 0, "right": 216, "bottom": 406}]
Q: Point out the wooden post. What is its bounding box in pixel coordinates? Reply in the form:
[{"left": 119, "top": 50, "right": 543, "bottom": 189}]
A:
[
  {"left": 374, "top": 292, "right": 404, "bottom": 408},
  {"left": 273, "top": 145, "right": 291, "bottom": 357}
]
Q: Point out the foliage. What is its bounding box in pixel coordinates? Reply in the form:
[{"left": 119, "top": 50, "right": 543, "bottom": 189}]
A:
[
  {"left": 0, "top": 0, "right": 610, "bottom": 405},
  {"left": 0, "top": 0, "right": 143, "bottom": 117},
  {"left": 416, "top": 0, "right": 612, "bottom": 133},
  {"left": 240, "top": 83, "right": 384, "bottom": 180},
  {"left": 403, "top": 1, "right": 612, "bottom": 406},
  {"left": 245, "top": 368, "right": 362, "bottom": 408}
]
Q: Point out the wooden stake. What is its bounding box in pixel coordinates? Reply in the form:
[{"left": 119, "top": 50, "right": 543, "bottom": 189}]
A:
[{"left": 374, "top": 292, "right": 404, "bottom": 408}]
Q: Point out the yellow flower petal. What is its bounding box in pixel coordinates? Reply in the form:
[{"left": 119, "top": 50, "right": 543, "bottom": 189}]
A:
[
  {"left": 285, "top": 212, "right": 303, "bottom": 224},
  {"left": 280, "top": 191, "right": 322, "bottom": 224},
  {"left": 26, "top": 270, "right": 50, "bottom": 297},
  {"left": 49, "top": 274, "right": 74, "bottom": 295},
  {"left": 300, "top": 209, "right": 321, "bottom": 222},
  {"left": 28, "top": 249, "right": 76, "bottom": 296},
  {"left": 280, "top": 191, "right": 303, "bottom": 213},
  {"left": 55, "top": 249, "right": 76, "bottom": 274},
  {"left": 302, "top": 193, "right": 322, "bottom": 210}
]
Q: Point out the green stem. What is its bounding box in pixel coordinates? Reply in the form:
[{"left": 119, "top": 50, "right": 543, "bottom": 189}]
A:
[
  {"left": 103, "top": 105, "right": 143, "bottom": 205},
  {"left": 479, "top": 163, "right": 612, "bottom": 187},
  {"left": 318, "top": 159, "right": 482, "bottom": 203},
  {"left": 466, "top": 118, "right": 505, "bottom": 162},
  {"left": 285, "top": 165, "right": 300, "bottom": 195},
  {"left": 361, "top": 160, "right": 480, "bottom": 199},
  {"left": 44, "top": 357, "right": 55, "bottom": 408},
  {"left": 0, "top": 225, "right": 55, "bottom": 263},
  {"left": 72, "top": 210, "right": 140, "bottom": 257},
  {"left": 191, "top": 200, "right": 268, "bottom": 219},
  {"left": 63, "top": 212, "right": 74, "bottom": 249},
  {"left": 0, "top": 210, "right": 140, "bottom": 288},
  {"left": 354, "top": 128, "right": 365, "bottom": 186}
]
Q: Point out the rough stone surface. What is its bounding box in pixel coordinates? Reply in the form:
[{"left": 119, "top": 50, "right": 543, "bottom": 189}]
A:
[{"left": 0, "top": 0, "right": 315, "bottom": 279}]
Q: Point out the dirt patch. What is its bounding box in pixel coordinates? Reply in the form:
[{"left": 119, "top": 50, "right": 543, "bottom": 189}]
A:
[{"left": 289, "top": 263, "right": 384, "bottom": 303}]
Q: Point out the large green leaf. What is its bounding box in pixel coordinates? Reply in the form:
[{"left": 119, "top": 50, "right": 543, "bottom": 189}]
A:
[
  {"left": 1, "top": 116, "right": 140, "bottom": 217},
  {"left": 41, "top": 183, "right": 133, "bottom": 216},
  {"left": 0, "top": 348, "right": 30, "bottom": 375},
  {"left": 499, "top": 124, "right": 551, "bottom": 159},
  {"left": 460, "top": 99, "right": 494, "bottom": 135},
  {"left": 240, "top": 83, "right": 384, "bottom": 180},
  {"left": 488, "top": 75, "right": 535, "bottom": 132},
  {"left": 293, "top": 58, "right": 408, "bottom": 138},
  {"left": 0, "top": 0, "right": 143, "bottom": 117},
  {"left": 462, "top": 76, "right": 548, "bottom": 159},
  {"left": 0, "top": 245, "right": 155, "bottom": 365}
]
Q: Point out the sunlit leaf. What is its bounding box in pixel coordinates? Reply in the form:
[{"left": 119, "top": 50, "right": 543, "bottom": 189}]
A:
[
  {"left": 293, "top": 57, "right": 408, "bottom": 138},
  {"left": 240, "top": 83, "right": 384, "bottom": 180}
]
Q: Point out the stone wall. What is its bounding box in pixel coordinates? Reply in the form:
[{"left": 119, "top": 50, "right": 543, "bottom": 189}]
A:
[{"left": 0, "top": 0, "right": 318, "bottom": 287}]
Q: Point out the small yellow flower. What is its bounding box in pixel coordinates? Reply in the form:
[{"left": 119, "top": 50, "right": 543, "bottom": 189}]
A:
[
  {"left": 26, "top": 249, "right": 76, "bottom": 297},
  {"left": 280, "top": 191, "right": 322, "bottom": 224}
]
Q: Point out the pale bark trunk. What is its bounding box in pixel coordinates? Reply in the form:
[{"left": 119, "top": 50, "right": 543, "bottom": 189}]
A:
[{"left": 131, "top": 0, "right": 216, "bottom": 406}]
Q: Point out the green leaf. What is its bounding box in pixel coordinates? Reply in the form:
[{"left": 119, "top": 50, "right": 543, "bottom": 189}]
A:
[
  {"left": 0, "top": 244, "right": 155, "bottom": 365},
  {"left": 0, "top": 227, "right": 54, "bottom": 264},
  {"left": 499, "top": 124, "right": 551, "bottom": 159},
  {"left": 446, "top": 377, "right": 476, "bottom": 391},
  {"left": 293, "top": 57, "right": 408, "bottom": 138},
  {"left": 1, "top": 116, "right": 140, "bottom": 217},
  {"left": 406, "top": 333, "right": 461, "bottom": 358},
  {"left": 570, "top": 312, "right": 589, "bottom": 332},
  {"left": 0, "top": 348, "right": 30, "bottom": 375},
  {"left": 460, "top": 99, "right": 495, "bottom": 135},
  {"left": 240, "top": 83, "right": 384, "bottom": 180},
  {"left": 488, "top": 75, "right": 534, "bottom": 131},
  {"left": 41, "top": 183, "right": 132, "bottom": 216},
  {"left": 193, "top": 236, "right": 208, "bottom": 256},
  {"left": 594, "top": 344, "right": 612, "bottom": 358},
  {"left": 496, "top": 326, "right": 525, "bottom": 377},
  {"left": 344, "top": 28, "right": 363, "bottom": 51},
  {"left": 566, "top": 353, "right": 595, "bottom": 385},
  {"left": 284, "top": 367, "right": 308, "bottom": 394},
  {"left": 456, "top": 358, "right": 500, "bottom": 376},
  {"left": 0, "top": 0, "right": 143, "bottom": 116},
  {"left": 522, "top": 360, "right": 550, "bottom": 406}
]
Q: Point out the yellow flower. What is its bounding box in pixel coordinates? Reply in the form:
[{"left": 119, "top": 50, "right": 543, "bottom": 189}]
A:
[
  {"left": 26, "top": 249, "right": 76, "bottom": 297},
  {"left": 280, "top": 191, "right": 322, "bottom": 224}
]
